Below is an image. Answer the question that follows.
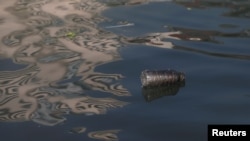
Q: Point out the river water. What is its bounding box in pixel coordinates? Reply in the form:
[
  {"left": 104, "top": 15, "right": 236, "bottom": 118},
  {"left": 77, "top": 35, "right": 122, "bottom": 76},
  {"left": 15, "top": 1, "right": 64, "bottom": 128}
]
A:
[{"left": 0, "top": 0, "right": 250, "bottom": 141}]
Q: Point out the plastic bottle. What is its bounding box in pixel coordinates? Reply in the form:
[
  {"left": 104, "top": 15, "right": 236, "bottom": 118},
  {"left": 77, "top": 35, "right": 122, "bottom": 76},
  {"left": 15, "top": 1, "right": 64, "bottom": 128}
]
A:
[{"left": 141, "top": 69, "right": 185, "bottom": 88}]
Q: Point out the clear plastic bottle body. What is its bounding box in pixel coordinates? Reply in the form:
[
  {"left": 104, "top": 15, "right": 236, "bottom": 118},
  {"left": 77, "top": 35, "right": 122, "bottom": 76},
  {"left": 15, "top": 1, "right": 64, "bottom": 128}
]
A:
[{"left": 141, "top": 69, "right": 185, "bottom": 88}]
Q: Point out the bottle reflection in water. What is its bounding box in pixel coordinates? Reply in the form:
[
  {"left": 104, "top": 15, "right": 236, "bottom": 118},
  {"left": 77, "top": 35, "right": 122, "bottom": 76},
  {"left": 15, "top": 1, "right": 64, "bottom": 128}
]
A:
[{"left": 142, "top": 83, "right": 184, "bottom": 102}]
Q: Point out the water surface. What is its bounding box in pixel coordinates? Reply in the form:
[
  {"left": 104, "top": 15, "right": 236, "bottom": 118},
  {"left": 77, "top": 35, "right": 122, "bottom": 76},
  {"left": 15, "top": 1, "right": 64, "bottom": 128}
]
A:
[{"left": 1, "top": 0, "right": 250, "bottom": 141}]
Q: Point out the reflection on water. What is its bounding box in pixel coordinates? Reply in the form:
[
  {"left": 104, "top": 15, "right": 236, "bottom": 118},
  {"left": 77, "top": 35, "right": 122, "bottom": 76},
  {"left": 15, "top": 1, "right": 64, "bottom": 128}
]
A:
[
  {"left": 0, "top": 0, "right": 138, "bottom": 139},
  {"left": 126, "top": 30, "right": 250, "bottom": 60},
  {"left": 88, "top": 129, "right": 120, "bottom": 141},
  {"left": 174, "top": 0, "right": 250, "bottom": 18},
  {"left": 167, "top": 26, "right": 250, "bottom": 42},
  {"left": 142, "top": 82, "right": 185, "bottom": 102},
  {"left": 1, "top": 0, "right": 250, "bottom": 140},
  {"left": 0, "top": 0, "right": 130, "bottom": 124},
  {"left": 122, "top": 0, "right": 250, "bottom": 60},
  {"left": 0, "top": 0, "right": 176, "bottom": 140},
  {"left": 69, "top": 126, "right": 87, "bottom": 134}
]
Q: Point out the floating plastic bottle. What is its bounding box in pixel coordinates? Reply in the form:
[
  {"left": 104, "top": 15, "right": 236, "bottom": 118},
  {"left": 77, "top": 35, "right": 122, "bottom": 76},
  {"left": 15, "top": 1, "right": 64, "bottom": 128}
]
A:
[
  {"left": 141, "top": 69, "right": 185, "bottom": 102},
  {"left": 141, "top": 69, "right": 185, "bottom": 88}
]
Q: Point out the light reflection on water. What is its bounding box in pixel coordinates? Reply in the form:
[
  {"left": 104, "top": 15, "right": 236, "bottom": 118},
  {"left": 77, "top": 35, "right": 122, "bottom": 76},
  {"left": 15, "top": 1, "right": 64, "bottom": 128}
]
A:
[
  {"left": 0, "top": 0, "right": 250, "bottom": 141},
  {"left": 0, "top": 0, "right": 132, "bottom": 140}
]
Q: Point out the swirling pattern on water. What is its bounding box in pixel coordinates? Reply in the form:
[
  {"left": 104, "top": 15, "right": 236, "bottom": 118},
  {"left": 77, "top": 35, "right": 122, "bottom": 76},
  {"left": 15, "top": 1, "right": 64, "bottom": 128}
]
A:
[
  {"left": 0, "top": 0, "right": 176, "bottom": 126},
  {"left": 0, "top": 0, "right": 172, "bottom": 139},
  {"left": 0, "top": 0, "right": 133, "bottom": 127}
]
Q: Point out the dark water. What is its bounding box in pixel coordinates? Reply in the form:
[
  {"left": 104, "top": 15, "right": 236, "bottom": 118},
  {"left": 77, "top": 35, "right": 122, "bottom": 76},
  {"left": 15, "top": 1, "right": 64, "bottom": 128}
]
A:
[
  {"left": 1, "top": 0, "right": 250, "bottom": 141},
  {"left": 99, "top": 2, "right": 250, "bottom": 141}
]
